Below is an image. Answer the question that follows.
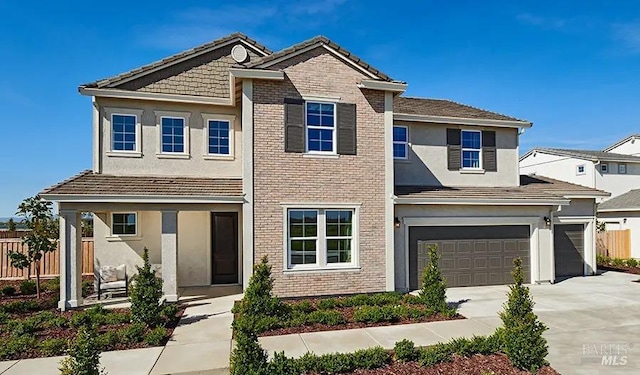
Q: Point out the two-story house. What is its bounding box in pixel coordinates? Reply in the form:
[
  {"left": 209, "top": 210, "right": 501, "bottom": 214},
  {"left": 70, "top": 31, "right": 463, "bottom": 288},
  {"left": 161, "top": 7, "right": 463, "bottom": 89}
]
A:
[{"left": 39, "top": 33, "right": 608, "bottom": 310}]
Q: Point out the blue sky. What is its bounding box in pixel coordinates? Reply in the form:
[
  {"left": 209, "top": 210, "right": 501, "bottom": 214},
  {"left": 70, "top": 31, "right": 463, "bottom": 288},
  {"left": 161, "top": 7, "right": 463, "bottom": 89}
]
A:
[{"left": 1, "top": 0, "right": 640, "bottom": 216}]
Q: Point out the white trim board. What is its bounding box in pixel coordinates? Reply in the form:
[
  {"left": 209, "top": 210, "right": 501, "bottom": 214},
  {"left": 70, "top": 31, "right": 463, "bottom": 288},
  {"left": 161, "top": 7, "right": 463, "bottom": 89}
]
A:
[
  {"left": 80, "top": 87, "right": 234, "bottom": 106},
  {"left": 394, "top": 197, "right": 569, "bottom": 206},
  {"left": 394, "top": 113, "right": 531, "bottom": 128},
  {"left": 40, "top": 194, "right": 245, "bottom": 204}
]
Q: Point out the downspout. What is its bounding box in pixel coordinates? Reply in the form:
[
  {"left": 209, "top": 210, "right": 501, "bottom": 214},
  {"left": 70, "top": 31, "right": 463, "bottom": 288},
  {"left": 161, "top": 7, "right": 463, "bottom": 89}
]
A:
[
  {"left": 548, "top": 204, "right": 562, "bottom": 284},
  {"left": 593, "top": 160, "right": 599, "bottom": 190}
]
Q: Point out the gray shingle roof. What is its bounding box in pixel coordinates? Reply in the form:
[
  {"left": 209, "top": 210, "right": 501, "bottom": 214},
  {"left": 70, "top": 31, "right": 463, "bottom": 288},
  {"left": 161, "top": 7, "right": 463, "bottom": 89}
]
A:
[
  {"left": 40, "top": 171, "right": 243, "bottom": 197},
  {"left": 81, "top": 33, "right": 271, "bottom": 89},
  {"left": 245, "top": 35, "right": 397, "bottom": 82},
  {"left": 394, "top": 97, "right": 528, "bottom": 122},
  {"left": 529, "top": 148, "right": 640, "bottom": 163},
  {"left": 395, "top": 175, "right": 609, "bottom": 200},
  {"left": 598, "top": 189, "right": 640, "bottom": 211}
]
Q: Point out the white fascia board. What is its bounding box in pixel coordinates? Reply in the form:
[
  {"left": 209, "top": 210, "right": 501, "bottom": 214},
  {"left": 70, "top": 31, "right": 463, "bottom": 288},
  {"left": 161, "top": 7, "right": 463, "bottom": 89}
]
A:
[
  {"left": 562, "top": 193, "right": 610, "bottom": 199},
  {"left": 603, "top": 135, "right": 640, "bottom": 152},
  {"left": 597, "top": 208, "right": 640, "bottom": 213},
  {"left": 228, "top": 68, "right": 284, "bottom": 80},
  {"left": 393, "top": 113, "right": 532, "bottom": 128},
  {"left": 40, "top": 194, "right": 245, "bottom": 204},
  {"left": 79, "top": 87, "right": 233, "bottom": 106},
  {"left": 357, "top": 79, "right": 407, "bottom": 93},
  {"left": 393, "top": 197, "right": 570, "bottom": 206}
]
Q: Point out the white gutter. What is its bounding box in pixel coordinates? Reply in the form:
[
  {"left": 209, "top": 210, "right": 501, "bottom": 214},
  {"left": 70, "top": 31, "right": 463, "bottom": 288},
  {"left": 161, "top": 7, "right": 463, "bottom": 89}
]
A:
[
  {"left": 39, "top": 194, "right": 245, "bottom": 204},
  {"left": 79, "top": 87, "right": 234, "bottom": 106},
  {"left": 394, "top": 113, "right": 532, "bottom": 129},
  {"left": 597, "top": 208, "right": 640, "bottom": 213},
  {"left": 357, "top": 79, "right": 407, "bottom": 93},
  {"left": 393, "top": 197, "right": 570, "bottom": 206}
]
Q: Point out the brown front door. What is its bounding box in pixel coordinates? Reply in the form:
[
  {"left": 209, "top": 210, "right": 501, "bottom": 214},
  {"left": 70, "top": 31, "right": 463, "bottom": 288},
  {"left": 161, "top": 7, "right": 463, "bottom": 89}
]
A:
[{"left": 211, "top": 212, "right": 238, "bottom": 284}]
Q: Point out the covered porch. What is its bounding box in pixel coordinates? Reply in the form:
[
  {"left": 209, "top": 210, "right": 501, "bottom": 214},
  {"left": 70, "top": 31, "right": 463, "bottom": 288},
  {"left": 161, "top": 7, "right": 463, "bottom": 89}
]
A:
[{"left": 39, "top": 171, "right": 245, "bottom": 310}]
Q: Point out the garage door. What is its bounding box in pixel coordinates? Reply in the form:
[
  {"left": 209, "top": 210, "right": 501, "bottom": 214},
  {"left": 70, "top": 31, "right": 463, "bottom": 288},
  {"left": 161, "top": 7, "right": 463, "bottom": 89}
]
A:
[
  {"left": 409, "top": 225, "right": 530, "bottom": 289},
  {"left": 554, "top": 224, "right": 584, "bottom": 278}
]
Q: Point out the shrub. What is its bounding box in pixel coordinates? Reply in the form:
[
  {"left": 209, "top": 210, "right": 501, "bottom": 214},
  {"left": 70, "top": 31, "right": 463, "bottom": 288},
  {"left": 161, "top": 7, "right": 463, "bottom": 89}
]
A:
[
  {"left": 59, "top": 325, "right": 106, "bottom": 375},
  {"left": 353, "top": 305, "right": 399, "bottom": 323},
  {"left": 241, "top": 256, "right": 287, "bottom": 317},
  {"left": 418, "top": 342, "right": 453, "bottom": 367},
  {"left": 418, "top": 244, "right": 449, "bottom": 313},
  {"left": 306, "top": 310, "right": 346, "bottom": 325},
  {"left": 611, "top": 257, "right": 625, "bottom": 267},
  {"left": 498, "top": 257, "right": 548, "bottom": 372},
  {"left": 369, "top": 292, "right": 403, "bottom": 306},
  {"left": 229, "top": 327, "right": 268, "bottom": 375},
  {"left": 290, "top": 300, "right": 314, "bottom": 313},
  {"left": 0, "top": 300, "right": 41, "bottom": 313},
  {"left": 317, "top": 298, "right": 340, "bottom": 310},
  {"left": 19, "top": 280, "right": 36, "bottom": 295},
  {"left": 394, "top": 339, "right": 417, "bottom": 362},
  {"left": 297, "top": 347, "right": 390, "bottom": 373},
  {"left": 39, "top": 338, "right": 68, "bottom": 356},
  {"left": 144, "top": 326, "right": 169, "bottom": 346},
  {"left": 2, "top": 286, "right": 16, "bottom": 296},
  {"left": 42, "top": 277, "right": 60, "bottom": 293},
  {"left": 104, "top": 311, "right": 131, "bottom": 325},
  {"left": 626, "top": 258, "right": 638, "bottom": 268},
  {"left": 596, "top": 254, "right": 611, "bottom": 265},
  {"left": 161, "top": 303, "right": 179, "bottom": 322},
  {"left": 0, "top": 335, "right": 37, "bottom": 359},
  {"left": 341, "top": 294, "right": 372, "bottom": 307},
  {"left": 121, "top": 322, "right": 146, "bottom": 344},
  {"left": 267, "top": 352, "right": 300, "bottom": 375},
  {"left": 82, "top": 280, "right": 94, "bottom": 298},
  {"left": 0, "top": 311, "right": 8, "bottom": 325},
  {"left": 7, "top": 319, "right": 39, "bottom": 336},
  {"left": 130, "top": 248, "right": 164, "bottom": 327},
  {"left": 96, "top": 330, "right": 121, "bottom": 350}
]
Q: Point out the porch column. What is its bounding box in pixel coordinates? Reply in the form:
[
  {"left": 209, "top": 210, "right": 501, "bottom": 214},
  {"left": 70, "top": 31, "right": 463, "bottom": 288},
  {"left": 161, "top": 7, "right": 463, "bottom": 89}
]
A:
[
  {"left": 59, "top": 209, "right": 82, "bottom": 311},
  {"left": 161, "top": 210, "right": 178, "bottom": 302}
]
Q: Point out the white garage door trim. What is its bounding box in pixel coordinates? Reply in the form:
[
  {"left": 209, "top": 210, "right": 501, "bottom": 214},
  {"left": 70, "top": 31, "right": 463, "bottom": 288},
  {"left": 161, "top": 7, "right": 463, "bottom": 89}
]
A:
[
  {"left": 552, "top": 215, "right": 596, "bottom": 283},
  {"left": 402, "top": 216, "right": 541, "bottom": 290}
]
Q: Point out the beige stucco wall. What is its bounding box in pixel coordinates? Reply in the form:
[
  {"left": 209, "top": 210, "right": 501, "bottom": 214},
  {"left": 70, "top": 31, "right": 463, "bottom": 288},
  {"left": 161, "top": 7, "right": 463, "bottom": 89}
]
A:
[
  {"left": 96, "top": 97, "right": 242, "bottom": 178},
  {"left": 394, "top": 122, "right": 520, "bottom": 187},
  {"left": 87, "top": 203, "right": 242, "bottom": 287}
]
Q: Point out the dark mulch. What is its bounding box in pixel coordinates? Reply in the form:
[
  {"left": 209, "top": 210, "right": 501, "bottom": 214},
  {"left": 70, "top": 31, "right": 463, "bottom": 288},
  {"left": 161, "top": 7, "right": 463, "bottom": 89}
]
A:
[
  {"left": 339, "top": 354, "right": 559, "bottom": 375},
  {"left": 599, "top": 264, "right": 640, "bottom": 275}
]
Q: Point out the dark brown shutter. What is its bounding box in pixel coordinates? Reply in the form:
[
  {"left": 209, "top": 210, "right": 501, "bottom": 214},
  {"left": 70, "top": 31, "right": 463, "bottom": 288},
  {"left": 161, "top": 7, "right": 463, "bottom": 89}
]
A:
[
  {"left": 482, "top": 130, "right": 497, "bottom": 172},
  {"left": 284, "top": 98, "right": 304, "bottom": 153},
  {"left": 447, "top": 128, "right": 461, "bottom": 170},
  {"left": 337, "top": 103, "right": 357, "bottom": 155}
]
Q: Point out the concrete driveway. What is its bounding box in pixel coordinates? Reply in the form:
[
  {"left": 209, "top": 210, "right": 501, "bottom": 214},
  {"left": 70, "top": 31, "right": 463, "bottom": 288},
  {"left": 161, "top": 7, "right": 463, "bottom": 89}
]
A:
[{"left": 446, "top": 270, "right": 640, "bottom": 375}]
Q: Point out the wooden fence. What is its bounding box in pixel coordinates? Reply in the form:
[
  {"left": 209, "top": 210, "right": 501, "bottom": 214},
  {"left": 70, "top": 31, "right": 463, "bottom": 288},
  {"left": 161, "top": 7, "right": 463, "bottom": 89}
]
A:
[
  {"left": 596, "top": 229, "right": 631, "bottom": 259},
  {"left": 0, "top": 238, "right": 94, "bottom": 279},
  {"left": 0, "top": 230, "right": 28, "bottom": 239}
]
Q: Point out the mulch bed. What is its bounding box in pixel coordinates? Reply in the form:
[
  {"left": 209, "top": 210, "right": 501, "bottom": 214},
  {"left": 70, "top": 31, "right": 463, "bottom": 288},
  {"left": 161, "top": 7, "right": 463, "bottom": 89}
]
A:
[
  {"left": 598, "top": 264, "right": 640, "bottom": 275},
  {"left": 340, "top": 354, "right": 559, "bottom": 375}
]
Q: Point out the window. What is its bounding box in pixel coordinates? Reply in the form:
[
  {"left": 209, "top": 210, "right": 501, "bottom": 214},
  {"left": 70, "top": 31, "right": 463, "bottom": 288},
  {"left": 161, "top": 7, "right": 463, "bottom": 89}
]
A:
[
  {"left": 112, "top": 114, "right": 137, "bottom": 151},
  {"left": 161, "top": 117, "right": 185, "bottom": 153},
  {"left": 576, "top": 165, "right": 586, "bottom": 175},
  {"left": 619, "top": 164, "right": 627, "bottom": 174},
  {"left": 207, "top": 120, "right": 231, "bottom": 155},
  {"left": 112, "top": 213, "right": 137, "bottom": 236},
  {"left": 461, "top": 130, "right": 481, "bottom": 169},
  {"left": 286, "top": 208, "right": 357, "bottom": 269},
  {"left": 306, "top": 102, "right": 335, "bottom": 153},
  {"left": 601, "top": 164, "right": 608, "bottom": 173},
  {"left": 393, "top": 126, "right": 408, "bottom": 159}
]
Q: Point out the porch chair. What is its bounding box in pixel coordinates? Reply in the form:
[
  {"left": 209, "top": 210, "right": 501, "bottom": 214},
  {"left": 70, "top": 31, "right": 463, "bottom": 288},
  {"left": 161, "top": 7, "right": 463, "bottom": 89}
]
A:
[{"left": 96, "top": 264, "right": 129, "bottom": 300}]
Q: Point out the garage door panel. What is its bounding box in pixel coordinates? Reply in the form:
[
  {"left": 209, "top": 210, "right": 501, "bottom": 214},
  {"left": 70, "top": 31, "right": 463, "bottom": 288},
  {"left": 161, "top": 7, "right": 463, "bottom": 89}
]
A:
[
  {"left": 554, "top": 224, "right": 585, "bottom": 278},
  {"left": 409, "top": 225, "right": 531, "bottom": 289}
]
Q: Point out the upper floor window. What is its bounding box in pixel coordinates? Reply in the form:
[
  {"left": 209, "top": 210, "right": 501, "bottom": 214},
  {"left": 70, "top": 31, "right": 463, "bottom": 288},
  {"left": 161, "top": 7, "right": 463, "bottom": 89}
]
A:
[
  {"left": 619, "top": 164, "right": 627, "bottom": 174},
  {"left": 393, "top": 126, "right": 408, "bottom": 159},
  {"left": 112, "top": 213, "right": 137, "bottom": 236},
  {"left": 112, "top": 114, "right": 137, "bottom": 152},
  {"left": 208, "top": 120, "right": 231, "bottom": 155},
  {"left": 306, "top": 102, "right": 335, "bottom": 153},
  {"left": 461, "top": 130, "right": 481, "bottom": 169},
  {"left": 576, "top": 165, "right": 586, "bottom": 175},
  {"left": 161, "top": 117, "right": 185, "bottom": 153},
  {"left": 600, "top": 164, "right": 608, "bottom": 173}
]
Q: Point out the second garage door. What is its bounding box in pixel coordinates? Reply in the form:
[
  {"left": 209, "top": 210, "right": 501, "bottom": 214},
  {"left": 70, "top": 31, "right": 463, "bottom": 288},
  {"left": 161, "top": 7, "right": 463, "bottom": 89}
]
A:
[
  {"left": 409, "top": 225, "right": 531, "bottom": 289},
  {"left": 554, "top": 224, "right": 584, "bottom": 278}
]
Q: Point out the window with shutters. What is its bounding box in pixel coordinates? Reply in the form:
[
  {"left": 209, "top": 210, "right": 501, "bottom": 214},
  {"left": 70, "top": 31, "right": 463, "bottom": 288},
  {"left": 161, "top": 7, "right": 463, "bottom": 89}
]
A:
[
  {"left": 393, "top": 126, "right": 408, "bottom": 159},
  {"left": 305, "top": 102, "right": 336, "bottom": 153},
  {"left": 461, "top": 130, "right": 482, "bottom": 169}
]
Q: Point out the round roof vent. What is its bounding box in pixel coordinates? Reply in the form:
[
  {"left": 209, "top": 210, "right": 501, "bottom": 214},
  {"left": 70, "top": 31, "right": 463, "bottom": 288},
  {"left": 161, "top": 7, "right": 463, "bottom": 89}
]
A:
[{"left": 231, "top": 44, "right": 249, "bottom": 63}]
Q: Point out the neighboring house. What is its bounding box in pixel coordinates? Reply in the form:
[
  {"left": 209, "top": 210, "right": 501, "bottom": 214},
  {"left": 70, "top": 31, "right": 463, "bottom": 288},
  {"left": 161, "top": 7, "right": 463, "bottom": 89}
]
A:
[
  {"left": 520, "top": 136, "right": 640, "bottom": 200},
  {"left": 39, "top": 33, "right": 609, "bottom": 310},
  {"left": 597, "top": 190, "right": 640, "bottom": 258}
]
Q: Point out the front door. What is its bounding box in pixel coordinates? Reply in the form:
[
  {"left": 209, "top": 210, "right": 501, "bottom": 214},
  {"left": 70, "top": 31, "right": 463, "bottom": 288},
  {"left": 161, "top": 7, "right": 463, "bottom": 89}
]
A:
[{"left": 211, "top": 212, "right": 238, "bottom": 284}]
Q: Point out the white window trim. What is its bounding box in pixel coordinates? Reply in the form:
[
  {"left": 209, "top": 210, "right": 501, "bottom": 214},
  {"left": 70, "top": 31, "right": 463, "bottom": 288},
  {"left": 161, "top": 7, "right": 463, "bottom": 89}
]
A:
[
  {"left": 393, "top": 125, "right": 409, "bottom": 160},
  {"left": 461, "top": 129, "right": 482, "bottom": 170},
  {"left": 202, "top": 113, "right": 236, "bottom": 160},
  {"left": 105, "top": 108, "right": 143, "bottom": 157},
  {"left": 305, "top": 101, "right": 337, "bottom": 155},
  {"left": 108, "top": 212, "right": 140, "bottom": 240},
  {"left": 600, "top": 163, "right": 608, "bottom": 173},
  {"left": 619, "top": 164, "right": 627, "bottom": 174},
  {"left": 576, "top": 164, "right": 586, "bottom": 175},
  {"left": 155, "top": 110, "right": 191, "bottom": 158},
  {"left": 281, "top": 204, "right": 360, "bottom": 272}
]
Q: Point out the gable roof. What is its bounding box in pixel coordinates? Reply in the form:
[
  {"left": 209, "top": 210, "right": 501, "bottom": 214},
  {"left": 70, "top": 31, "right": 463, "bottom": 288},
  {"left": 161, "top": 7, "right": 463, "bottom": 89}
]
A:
[
  {"left": 394, "top": 96, "right": 529, "bottom": 123},
  {"left": 598, "top": 189, "right": 640, "bottom": 211},
  {"left": 81, "top": 33, "right": 271, "bottom": 89},
  {"left": 521, "top": 148, "right": 640, "bottom": 163},
  {"left": 602, "top": 134, "right": 640, "bottom": 152},
  {"left": 245, "top": 35, "right": 397, "bottom": 82}
]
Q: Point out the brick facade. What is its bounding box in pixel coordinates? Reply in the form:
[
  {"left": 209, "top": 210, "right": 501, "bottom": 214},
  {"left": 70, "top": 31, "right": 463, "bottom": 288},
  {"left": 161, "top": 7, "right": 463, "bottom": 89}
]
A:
[{"left": 253, "top": 47, "right": 387, "bottom": 297}]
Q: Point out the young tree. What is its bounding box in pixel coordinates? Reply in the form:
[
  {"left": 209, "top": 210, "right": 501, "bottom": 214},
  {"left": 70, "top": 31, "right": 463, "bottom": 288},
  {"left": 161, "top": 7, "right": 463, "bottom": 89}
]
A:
[
  {"left": 130, "top": 247, "right": 164, "bottom": 327},
  {"left": 7, "top": 218, "right": 16, "bottom": 232},
  {"left": 8, "top": 196, "right": 58, "bottom": 298},
  {"left": 59, "top": 324, "right": 107, "bottom": 375},
  {"left": 418, "top": 244, "right": 449, "bottom": 313}
]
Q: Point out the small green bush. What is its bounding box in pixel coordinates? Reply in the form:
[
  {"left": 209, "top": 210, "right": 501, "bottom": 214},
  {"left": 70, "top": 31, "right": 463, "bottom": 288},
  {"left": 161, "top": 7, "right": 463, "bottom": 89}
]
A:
[
  {"left": 42, "top": 277, "right": 60, "bottom": 293},
  {"left": 403, "top": 294, "right": 424, "bottom": 305},
  {"left": 239, "top": 256, "right": 288, "bottom": 318},
  {"left": 96, "top": 330, "right": 121, "bottom": 350},
  {"left": 317, "top": 298, "right": 340, "bottom": 310},
  {"left": 369, "top": 292, "right": 403, "bottom": 306},
  {"left": 161, "top": 303, "right": 179, "bottom": 322},
  {"left": 82, "top": 280, "right": 94, "bottom": 298},
  {"left": 611, "top": 257, "right": 625, "bottom": 267},
  {"left": 39, "top": 338, "right": 68, "bottom": 356},
  {"left": 0, "top": 311, "right": 8, "bottom": 325},
  {"left": 7, "top": 318, "right": 39, "bottom": 336},
  {"left": 0, "top": 300, "right": 41, "bottom": 313},
  {"left": 306, "top": 310, "right": 346, "bottom": 325},
  {"left": 353, "top": 305, "right": 399, "bottom": 323},
  {"left": 290, "top": 300, "right": 314, "bottom": 313},
  {"left": 130, "top": 248, "right": 164, "bottom": 327},
  {"left": 229, "top": 327, "right": 268, "bottom": 375},
  {"left": 104, "top": 311, "right": 131, "bottom": 325},
  {"left": 394, "top": 339, "right": 417, "bottom": 362},
  {"left": 19, "top": 280, "right": 36, "bottom": 295},
  {"left": 2, "top": 286, "right": 16, "bottom": 296},
  {"left": 0, "top": 335, "right": 37, "bottom": 359},
  {"left": 121, "top": 322, "right": 146, "bottom": 344},
  {"left": 418, "top": 244, "right": 449, "bottom": 313},
  {"left": 418, "top": 342, "right": 453, "bottom": 367},
  {"left": 144, "top": 326, "right": 169, "bottom": 346},
  {"left": 297, "top": 347, "right": 390, "bottom": 373},
  {"left": 341, "top": 294, "right": 372, "bottom": 307},
  {"left": 626, "top": 258, "right": 638, "bottom": 268},
  {"left": 596, "top": 254, "right": 610, "bottom": 265},
  {"left": 267, "top": 352, "right": 300, "bottom": 375},
  {"left": 59, "top": 325, "right": 106, "bottom": 375}
]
